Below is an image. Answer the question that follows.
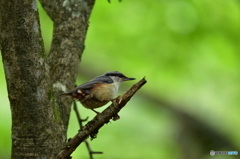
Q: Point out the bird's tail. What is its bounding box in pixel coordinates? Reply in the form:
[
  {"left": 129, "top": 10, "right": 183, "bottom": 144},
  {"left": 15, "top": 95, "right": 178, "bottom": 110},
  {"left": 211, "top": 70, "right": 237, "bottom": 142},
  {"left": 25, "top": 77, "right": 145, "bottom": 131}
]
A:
[
  {"left": 58, "top": 90, "right": 76, "bottom": 96},
  {"left": 59, "top": 92, "right": 70, "bottom": 96}
]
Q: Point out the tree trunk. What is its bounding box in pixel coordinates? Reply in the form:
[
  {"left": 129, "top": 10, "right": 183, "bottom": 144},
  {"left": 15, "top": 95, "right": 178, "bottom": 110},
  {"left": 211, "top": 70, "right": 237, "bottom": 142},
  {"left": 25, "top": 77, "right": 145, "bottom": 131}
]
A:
[{"left": 0, "top": 0, "right": 95, "bottom": 158}]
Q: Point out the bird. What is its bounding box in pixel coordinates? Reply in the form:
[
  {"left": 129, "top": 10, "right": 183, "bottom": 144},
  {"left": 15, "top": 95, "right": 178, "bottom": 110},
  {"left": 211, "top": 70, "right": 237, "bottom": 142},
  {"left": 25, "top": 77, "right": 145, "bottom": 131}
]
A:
[{"left": 60, "top": 71, "right": 135, "bottom": 114}]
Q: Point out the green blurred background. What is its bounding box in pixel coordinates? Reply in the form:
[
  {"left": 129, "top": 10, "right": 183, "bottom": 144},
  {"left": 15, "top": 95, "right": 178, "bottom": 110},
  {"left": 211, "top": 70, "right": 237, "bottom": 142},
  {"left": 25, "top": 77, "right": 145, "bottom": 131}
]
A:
[{"left": 1, "top": 0, "right": 240, "bottom": 159}]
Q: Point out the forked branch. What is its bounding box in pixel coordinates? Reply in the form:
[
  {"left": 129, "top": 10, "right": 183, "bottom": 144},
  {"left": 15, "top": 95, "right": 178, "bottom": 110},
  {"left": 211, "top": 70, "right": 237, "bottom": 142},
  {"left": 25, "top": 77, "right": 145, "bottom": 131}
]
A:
[{"left": 73, "top": 101, "right": 102, "bottom": 159}]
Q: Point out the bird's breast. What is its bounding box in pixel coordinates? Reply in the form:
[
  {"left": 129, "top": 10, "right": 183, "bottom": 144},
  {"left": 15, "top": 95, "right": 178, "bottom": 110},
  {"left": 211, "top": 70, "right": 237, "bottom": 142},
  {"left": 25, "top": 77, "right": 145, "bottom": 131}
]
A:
[{"left": 91, "top": 83, "right": 117, "bottom": 101}]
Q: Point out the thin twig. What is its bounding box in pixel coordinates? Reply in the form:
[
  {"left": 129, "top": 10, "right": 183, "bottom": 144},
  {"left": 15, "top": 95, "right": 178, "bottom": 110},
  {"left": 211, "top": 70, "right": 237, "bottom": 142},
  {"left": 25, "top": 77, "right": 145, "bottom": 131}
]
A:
[
  {"left": 56, "top": 77, "right": 147, "bottom": 159},
  {"left": 73, "top": 100, "right": 103, "bottom": 159},
  {"left": 73, "top": 100, "right": 88, "bottom": 128}
]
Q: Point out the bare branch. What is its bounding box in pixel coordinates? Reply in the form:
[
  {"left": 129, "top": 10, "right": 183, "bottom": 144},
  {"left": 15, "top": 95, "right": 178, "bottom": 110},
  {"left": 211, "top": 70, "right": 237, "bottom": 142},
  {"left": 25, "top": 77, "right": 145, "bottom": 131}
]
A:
[
  {"left": 73, "top": 100, "right": 88, "bottom": 128},
  {"left": 56, "top": 77, "right": 147, "bottom": 159},
  {"left": 73, "top": 100, "right": 103, "bottom": 159}
]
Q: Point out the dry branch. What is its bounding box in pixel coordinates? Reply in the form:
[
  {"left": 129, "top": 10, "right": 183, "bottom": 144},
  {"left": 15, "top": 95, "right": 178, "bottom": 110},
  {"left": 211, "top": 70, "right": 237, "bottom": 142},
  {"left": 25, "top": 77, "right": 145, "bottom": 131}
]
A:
[
  {"left": 56, "top": 77, "right": 147, "bottom": 159},
  {"left": 73, "top": 100, "right": 102, "bottom": 159}
]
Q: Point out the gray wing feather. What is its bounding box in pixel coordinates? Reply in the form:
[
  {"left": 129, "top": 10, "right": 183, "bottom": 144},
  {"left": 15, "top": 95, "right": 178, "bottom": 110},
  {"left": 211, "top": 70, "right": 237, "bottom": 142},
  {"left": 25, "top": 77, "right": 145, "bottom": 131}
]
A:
[
  {"left": 60, "top": 76, "right": 113, "bottom": 95},
  {"left": 76, "top": 75, "right": 113, "bottom": 90},
  {"left": 60, "top": 75, "right": 113, "bottom": 95}
]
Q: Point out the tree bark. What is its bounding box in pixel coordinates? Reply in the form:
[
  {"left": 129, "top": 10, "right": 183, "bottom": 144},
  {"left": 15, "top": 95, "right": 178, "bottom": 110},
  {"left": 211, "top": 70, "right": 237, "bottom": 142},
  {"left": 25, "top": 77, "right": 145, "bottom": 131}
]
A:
[{"left": 0, "top": 0, "right": 95, "bottom": 158}]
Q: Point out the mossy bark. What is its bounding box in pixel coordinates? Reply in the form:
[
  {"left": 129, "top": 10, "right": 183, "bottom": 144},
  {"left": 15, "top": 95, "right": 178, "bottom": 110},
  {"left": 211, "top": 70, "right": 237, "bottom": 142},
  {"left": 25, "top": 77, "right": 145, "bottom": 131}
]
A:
[{"left": 0, "top": 0, "right": 95, "bottom": 158}]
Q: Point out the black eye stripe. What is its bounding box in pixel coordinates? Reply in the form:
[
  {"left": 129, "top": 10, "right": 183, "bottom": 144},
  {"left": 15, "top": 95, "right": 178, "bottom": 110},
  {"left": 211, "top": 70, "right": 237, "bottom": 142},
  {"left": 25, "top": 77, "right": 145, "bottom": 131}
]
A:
[
  {"left": 109, "top": 74, "right": 124, "bottom": 77},
  {"left": 104, "top": 71, "right": 126, "bottom": 78}
]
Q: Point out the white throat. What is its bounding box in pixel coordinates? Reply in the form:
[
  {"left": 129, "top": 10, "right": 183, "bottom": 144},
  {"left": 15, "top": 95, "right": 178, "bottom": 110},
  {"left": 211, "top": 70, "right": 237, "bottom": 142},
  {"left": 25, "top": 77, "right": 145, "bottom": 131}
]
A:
[{"left": 110, "top": 76, "right": 123, "bottom": 93}]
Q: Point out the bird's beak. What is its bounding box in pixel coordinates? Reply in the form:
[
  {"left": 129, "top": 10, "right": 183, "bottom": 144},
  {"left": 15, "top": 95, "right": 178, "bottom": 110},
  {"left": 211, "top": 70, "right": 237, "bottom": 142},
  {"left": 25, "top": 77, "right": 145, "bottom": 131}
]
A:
[{"left": 124, "top": 77, "right": 135, "bottom": 81}]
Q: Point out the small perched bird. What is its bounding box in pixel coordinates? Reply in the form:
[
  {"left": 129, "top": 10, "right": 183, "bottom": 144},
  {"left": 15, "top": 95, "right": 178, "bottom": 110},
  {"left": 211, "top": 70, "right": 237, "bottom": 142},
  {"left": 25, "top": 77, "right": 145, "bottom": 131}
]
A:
[{"left": 60, "top": 71, "right": 135, "bottom": 113}]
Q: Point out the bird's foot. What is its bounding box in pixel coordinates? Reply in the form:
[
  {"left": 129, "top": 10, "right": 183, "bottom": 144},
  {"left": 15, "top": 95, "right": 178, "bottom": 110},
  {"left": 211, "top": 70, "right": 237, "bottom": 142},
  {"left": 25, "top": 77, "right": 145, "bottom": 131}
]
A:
[
  {"left": 112, "top": 114, "right": 120, "bottom": 121},
  {"left": 110, "top": 99, "right": 120, "bottom": 121},
  {"left": 91, "top": 109, "right": 100, "bottom": 115}
]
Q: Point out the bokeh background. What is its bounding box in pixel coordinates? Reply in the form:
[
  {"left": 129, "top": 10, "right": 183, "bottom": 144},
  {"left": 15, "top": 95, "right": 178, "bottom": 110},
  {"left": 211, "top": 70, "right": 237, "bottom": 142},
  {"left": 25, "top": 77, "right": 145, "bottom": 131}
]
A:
[{"left": 1, "top": 0, "right": 240, "bottom": 159}]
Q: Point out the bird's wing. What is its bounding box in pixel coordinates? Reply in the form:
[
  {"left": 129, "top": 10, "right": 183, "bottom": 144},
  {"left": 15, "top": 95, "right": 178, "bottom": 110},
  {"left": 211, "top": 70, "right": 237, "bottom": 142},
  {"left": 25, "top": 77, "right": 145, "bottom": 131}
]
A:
[
  {"left": 76, "top": 75, "right": 113, "bottom": 90},
  {"left": 60, "top": 76, "right": 113, "bottom": 95}
]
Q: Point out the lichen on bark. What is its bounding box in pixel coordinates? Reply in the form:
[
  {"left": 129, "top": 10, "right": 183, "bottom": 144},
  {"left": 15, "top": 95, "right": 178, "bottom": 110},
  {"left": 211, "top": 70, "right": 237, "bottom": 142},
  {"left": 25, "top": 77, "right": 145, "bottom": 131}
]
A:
[{"left": 0, "top": 0, "right": 96, "bottom": 158}]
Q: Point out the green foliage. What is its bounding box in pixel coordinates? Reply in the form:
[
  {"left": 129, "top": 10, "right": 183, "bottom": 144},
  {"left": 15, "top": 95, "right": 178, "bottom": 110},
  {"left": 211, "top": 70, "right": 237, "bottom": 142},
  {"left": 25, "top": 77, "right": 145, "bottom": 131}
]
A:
[{"left": 0, "top": 0, "right": 239, "bottom": 158}]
